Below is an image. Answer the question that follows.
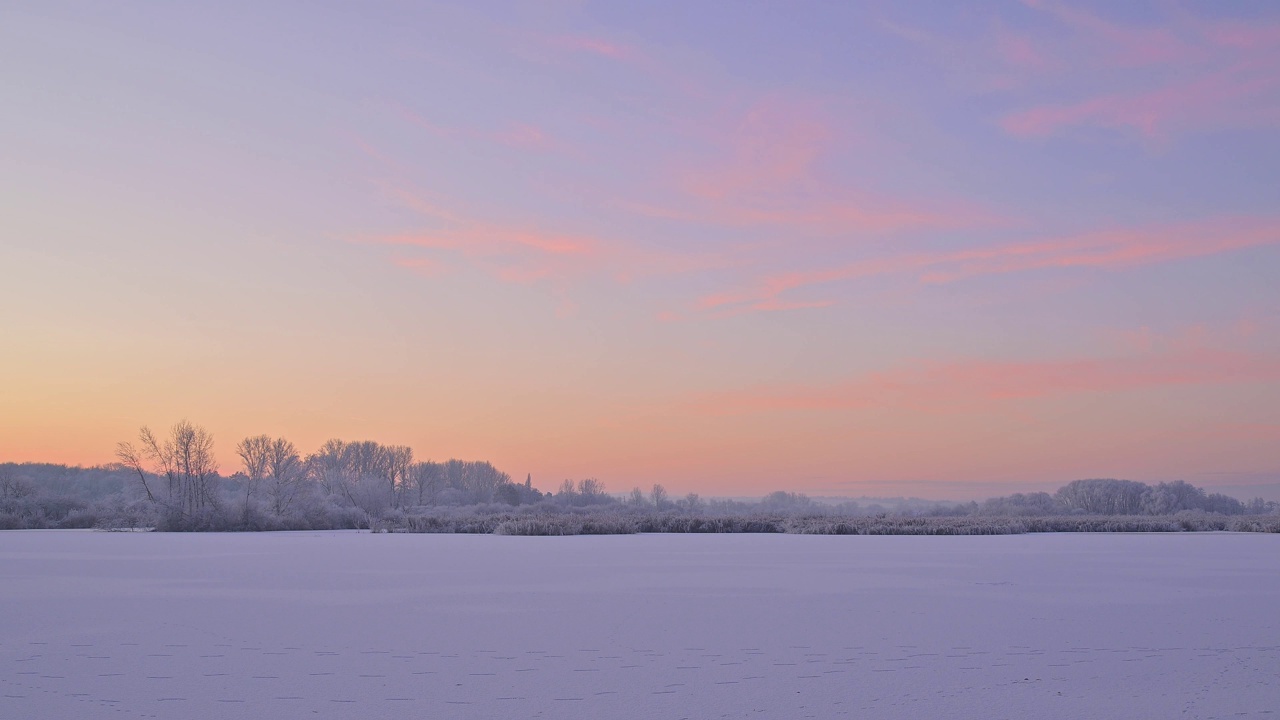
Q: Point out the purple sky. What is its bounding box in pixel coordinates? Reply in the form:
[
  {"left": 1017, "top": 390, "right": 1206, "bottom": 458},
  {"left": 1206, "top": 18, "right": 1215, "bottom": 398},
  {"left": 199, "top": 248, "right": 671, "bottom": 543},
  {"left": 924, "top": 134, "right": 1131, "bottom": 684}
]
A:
[{"left": 3, "top": 1, "right": 1279, "bottom": 498}]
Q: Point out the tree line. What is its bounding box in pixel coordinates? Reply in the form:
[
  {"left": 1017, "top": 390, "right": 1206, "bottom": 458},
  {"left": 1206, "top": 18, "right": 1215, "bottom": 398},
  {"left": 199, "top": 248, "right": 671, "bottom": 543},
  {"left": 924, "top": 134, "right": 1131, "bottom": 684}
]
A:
[
  {"left": 0, "top": 421, "right": 1276, "bottom": 531},
  {"left": 958, "top": 478, "right": 1274, "bottom": 517},
  {"left": 106, "top": 420, "right": 546, "bottom": 529}
]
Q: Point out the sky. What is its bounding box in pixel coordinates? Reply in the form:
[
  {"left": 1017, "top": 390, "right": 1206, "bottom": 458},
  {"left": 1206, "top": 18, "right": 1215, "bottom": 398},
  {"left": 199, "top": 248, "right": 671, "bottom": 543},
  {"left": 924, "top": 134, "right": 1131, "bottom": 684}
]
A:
[{"left": 2, "top": 0, "right": 1279, "bottom": 499}]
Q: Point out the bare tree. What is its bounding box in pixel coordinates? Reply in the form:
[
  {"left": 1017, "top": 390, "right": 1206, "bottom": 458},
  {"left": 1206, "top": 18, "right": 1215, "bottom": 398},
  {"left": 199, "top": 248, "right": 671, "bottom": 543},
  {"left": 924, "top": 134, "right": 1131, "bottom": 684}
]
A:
[
  {"left": 236, "top": 435, "right": 272, "bottom": 511},
  {"left": 116, "top": 420, "right": 220, "bottom": 517},
  {"left": 460, "top": 461, "right": 509, "bottom": 504},
  {"left": 308, "top": 439, "right": 351, "bottom": 502},
  {"left": 578, "top": 478, "right": 606, "bottom": 498},
  {"left": 682, "top": 492, "right": 702, "bottom": 513},
  {"left": 308, "top": 439, "right": 374, "bottom": 511},
  {"left": 409, "top": 461, "right": 443, "bottom": 505},
  {"left": 0, "top": 470, "right": 36, "bottom": 501},
  {"left": 1055, "top": 479, "right": 1147, "bottom": 514},
  {"left": 1141, "top": 480, "right": 1208, "bottom": 514},
  {"left": 383, "top": 445, "right": 414, "bottom": 508},
  {"left": 264, "top": 438, "right": 305, "bottom": 515},
  {"left": 651, "top": 483, "right": 669, "bottom": 509},
  {"left": 306, "top": 439, "right": 411, "bottom": 515}
]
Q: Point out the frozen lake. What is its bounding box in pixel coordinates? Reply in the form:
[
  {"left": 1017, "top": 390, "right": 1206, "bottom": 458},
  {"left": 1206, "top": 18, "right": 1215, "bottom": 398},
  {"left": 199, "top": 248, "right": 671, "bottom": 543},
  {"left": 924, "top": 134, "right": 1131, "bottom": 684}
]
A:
[{"left": 2, "top": 531, "right": 1277, "bottom": 719}]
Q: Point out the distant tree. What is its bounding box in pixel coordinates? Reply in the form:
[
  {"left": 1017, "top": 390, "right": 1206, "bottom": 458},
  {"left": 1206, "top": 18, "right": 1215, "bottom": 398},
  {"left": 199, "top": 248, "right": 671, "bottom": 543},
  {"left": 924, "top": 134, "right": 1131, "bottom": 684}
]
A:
[
  {"left": 264, "top": 438, "right": 305, "bottom": 515},
  {"left": 236, "top": 435, "right": 272, "bottom": 513},
  {"left": 0, "top": 463, "right": 128, "bottom": 501},
  {"left": 760, "top": 490, "right": 814, "bottom": 512},
  {"left": 305, "top": 439, "right": 417, "bottom": 515},
  {"left": 116, "top": 421, "right": 220, "bottom": 518},
  {"left": 462, "top": 461, "right": 509, "bottom": 504},
  {"left": 518, "top": 480, "right": 543, "bottom": 504},
  {"left": 383, "top": 445, "right": 414, "bottom": 507},
  {"left": 0, "top": 471, "right": 36, "bottom": 501},
  {"left": 980, "top": 492, "right": 1061, "bottom": 516},
  {"left": 1141, "top": 480, "right": 1206, "bottom": 515},
  {"left": 651, "top": 484, "right": 669, "bottom": 509},
  {"left": 409, "top": 461, "right": 443, "bottom": 505},
  {"left": 1055, "top": 479, "right": 1148, "bottom": 514},
  {"left": 629, "top": 487, "right": 646, "bottom": 506},
  {"left": 495, "top": 483, "right": 521, "bottom": 506},
  {"left": 1202, "top": 492, "right": 1245, "bottom": 515},
  {"left": 308, "top": 439, "right": 384, "bottom": 515},
  {"left": 577, "top": 478, "right": 606, "bottom": 500},
  {"left": 681, "top": 492, "right": 702, "bottom": 513},
  {"left": 1245, "top": 497, "right": 1278, "bottom": 515},
  {"left": 308, "top": 439, "right": 353, "bottom": 503}
]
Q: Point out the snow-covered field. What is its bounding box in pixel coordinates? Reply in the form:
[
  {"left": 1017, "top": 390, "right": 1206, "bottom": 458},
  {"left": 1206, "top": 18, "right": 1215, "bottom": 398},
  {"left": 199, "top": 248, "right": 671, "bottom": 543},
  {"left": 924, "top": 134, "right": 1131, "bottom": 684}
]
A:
[{"left": 2, "top": 531, "right": 1277, "bottom": 719}]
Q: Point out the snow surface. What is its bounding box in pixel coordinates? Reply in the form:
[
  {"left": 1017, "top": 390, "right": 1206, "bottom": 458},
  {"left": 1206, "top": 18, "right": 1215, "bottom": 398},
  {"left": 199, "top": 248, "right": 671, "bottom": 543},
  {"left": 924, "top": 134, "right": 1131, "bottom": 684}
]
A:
[{"left": 1, "top": 531, "right": 1277, "bottom": 719}]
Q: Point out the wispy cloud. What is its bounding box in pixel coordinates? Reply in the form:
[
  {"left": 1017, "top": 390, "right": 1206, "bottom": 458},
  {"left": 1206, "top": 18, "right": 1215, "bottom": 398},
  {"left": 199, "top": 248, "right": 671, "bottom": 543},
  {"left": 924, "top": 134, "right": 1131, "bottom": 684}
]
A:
[
  {"left": 632, "top": 96, "right": 1001, "bottom": 237},
  {"left": 544, "top": 34, "right": 639, "bottom": 62},
  {"left": 356, "top": 191, "right": 602, "bottom": 289},
  {"left": 354, "top": 182, "right": 734, "bottom": 305},
  {"left": 698, "top": 216, "right": 1280, "bottom": 315},
  {"left": 1002, "top": 63, "right": 1280, "bottom": 139},
  {"left": 694, "top": 342, "right": 1280, "bottom": 416},
  {"left": 391, "top": 256, "right": 447, "bottom": 278},
  {"left": 675, "top": 97, "right": 831, "bottom": 201},
  {"left": 395, "top": 104, "right": 559, "bottom": 152},
  {"left": 999, "top": 2, "right": 1280, "bottom": 140},
  {"left": 1018, "top": 0, "right": 1201, "bottom": 68}
]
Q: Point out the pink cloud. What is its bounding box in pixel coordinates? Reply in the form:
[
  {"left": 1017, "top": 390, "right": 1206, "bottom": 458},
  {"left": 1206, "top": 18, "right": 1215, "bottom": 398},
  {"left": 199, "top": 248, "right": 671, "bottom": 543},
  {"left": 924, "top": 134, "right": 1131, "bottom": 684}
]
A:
[
  {"left": 376, "top": 227, "right": 596, "bottom": 258},
  {"left": 677, "top": 98, "right": 831, "bottom": 201},
  {"left": 700, "top": 216, "right": 1280, "bottom": 314},
  {"left": 626, "top": 198, "right": 994, "bottom": 238},
  {"left": 396, "top": 105, "right": 559, "bottom": 153},
  {"left": 1002, "top": 65, "right": 1279, "bottom": 139},
  {"left": 919, "top": 216, "right": 1280, "bottom": 282},
  {"left": 493, "top": 123, "right": 554, "bottom": 151},
  {"left": 1000, "top": 5, "right": 1280, "bottom": 139},
  {"left": 633, "top": 96, "right": 1001, "bottom": 238},
  {"left": 547, "top": 34, "right": 638, "bottom": 62},
  {"left": 694, "top": 344, "right": 1280, "bottom": 416},
  {"left": 355, "top": 184, "right": 739, "bottom": 304},
  {"left": 1018, "top": 0, "right": 1201, "bottom": 68},
  {"left": 391, "top": 256, "right": 448, "bottom": 278},
  {"left": 1104, "top": 319, "right": 1261, "bottom": 357},
  {"left": 360, "top": 226, "right": 600, "bottom": 310},
  {"left": 995, "top": 28, "right": 1050, "bottom": 70},
  {"left": 1208, "top": 23, "right": 1280, "bottom": 51}
]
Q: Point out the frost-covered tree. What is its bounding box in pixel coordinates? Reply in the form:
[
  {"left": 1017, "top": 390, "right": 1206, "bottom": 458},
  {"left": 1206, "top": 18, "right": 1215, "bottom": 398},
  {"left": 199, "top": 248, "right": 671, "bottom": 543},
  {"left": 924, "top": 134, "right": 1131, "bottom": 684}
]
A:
[
  {"left": 651, "top": 484, "right": 669, "bottom": 509},
  {"left": 578, "top": 478, "right": 605, "bottom": 497},
  {"left": 1201, "top": 492, "right": 1244, "bottom": 515},
  {"left": 116, "top": 421, "right": 220, "bottom": 518},
  {"left": 760, "top": 490, "right": 814, "bottom": 512},
  {"left": 1245, "top": 497, "right": 1279, "bottom": 515},
  {"left": 236, "top": 435, "right": 272, "bottom": 509},
  {"left": 1054, "top": 479, "right": 1147, "bottom": 515},
  {"left": 980, "top": 492, "right": 1061, "bottom": 516},
  {"left": 305, "top": 439, "right": 418, "bottom": 513},
  {"left": 681, "top": 492, "right": 703, "bottom": 513},
  {"left": 408, "top": 461, "right": 443, "bottom": 506},
  {"left": 263, "top": 438, "right": 306, "bottom": 515},
  {"left": 1140, "top": 480, "right": 1205, "bottom": 515},
  {"left": 383, "top": 445, "right": 414, "bottom": 508},
  {"left": 0, "top": 471, "right": 36, "bottom": 501},
  {"left": 552, "top": 478, "right": 578, "bottom": 506}
]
